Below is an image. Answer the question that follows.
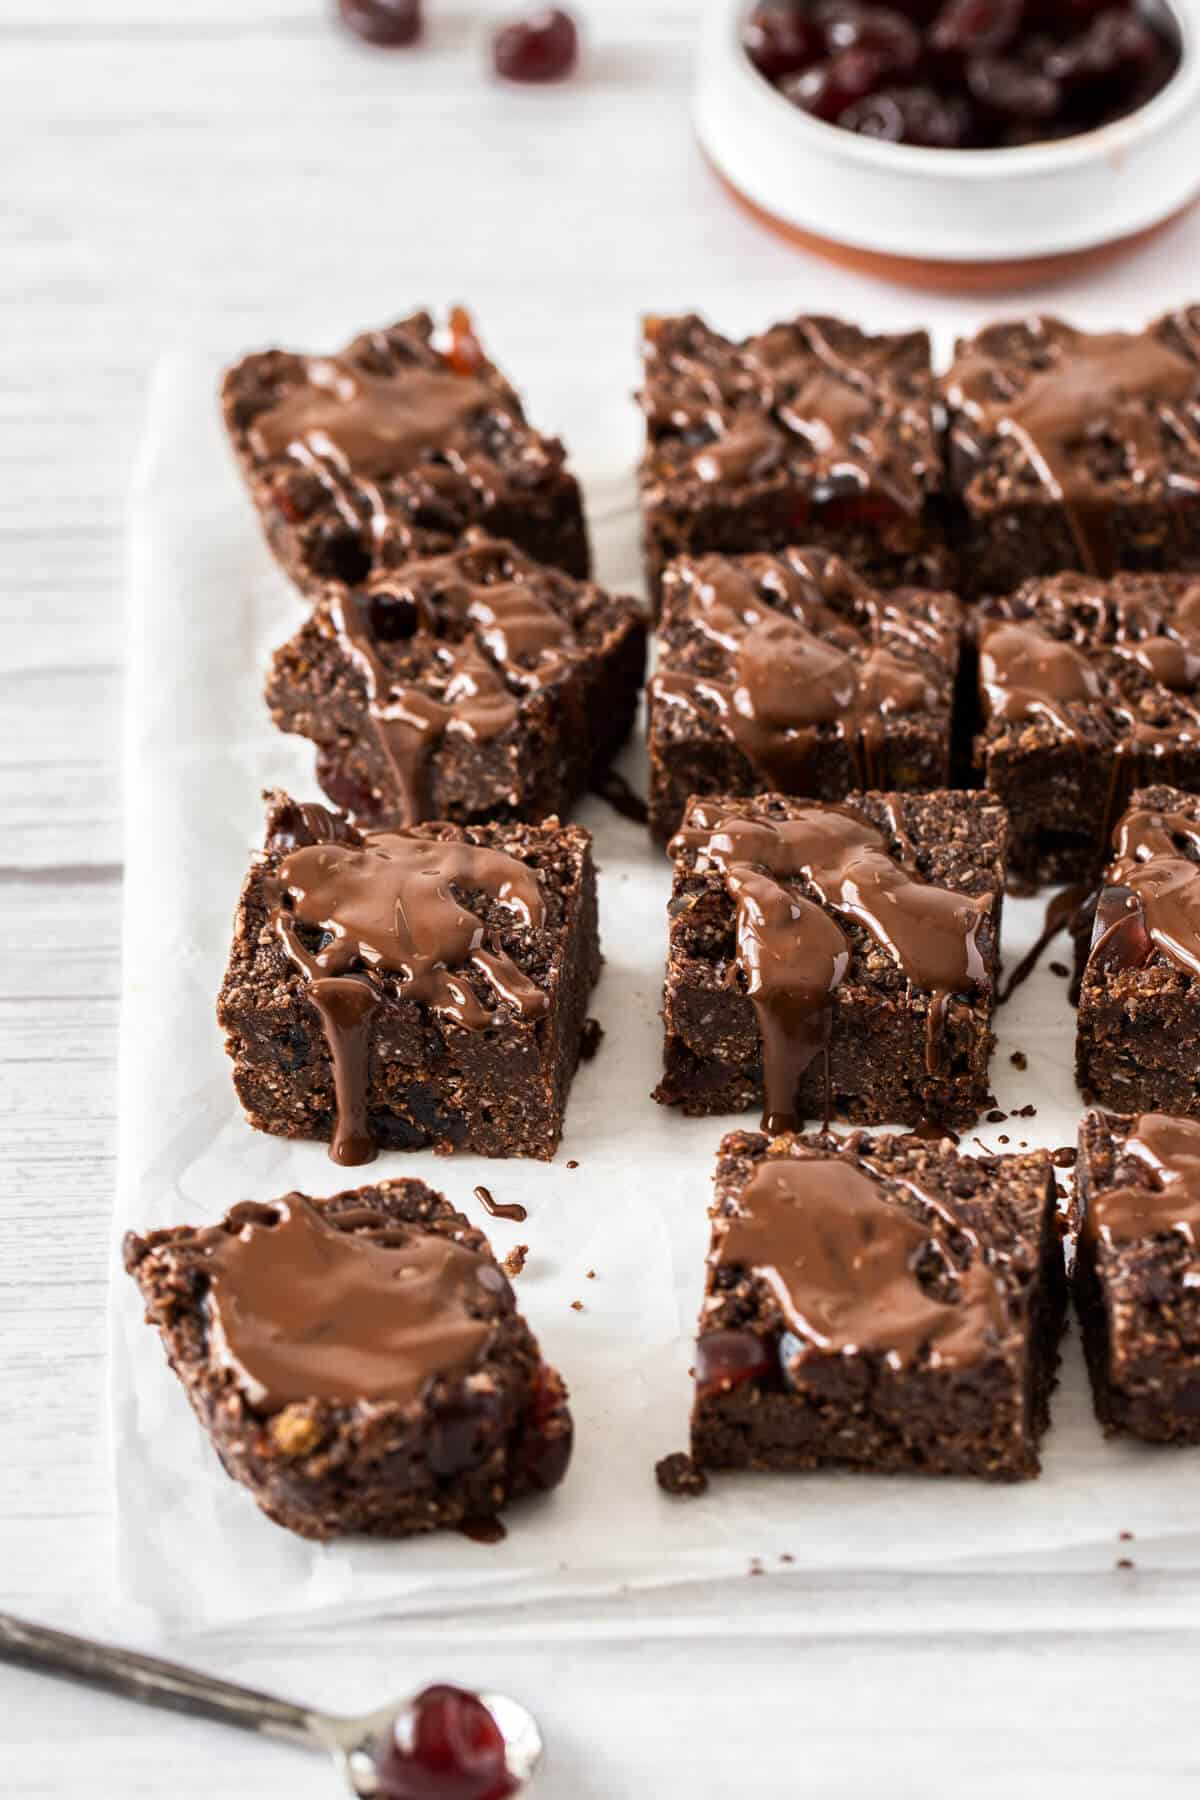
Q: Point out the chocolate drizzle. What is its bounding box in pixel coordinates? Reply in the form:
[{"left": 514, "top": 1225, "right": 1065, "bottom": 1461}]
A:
[
  {"left": 1086, "top": 1113, "right": 1200, "bottom": 1250},
  {"left": 204, "top": 1195, "right": 495, "bottom": 1410},
  {"left": 327, "top": 541, "right": 578, "bottom": 825},
  {"left": 671, "top": 803, "right": 989, "bottom": 1132},
  {"left": 653, "top": 553, "right": 942, "bottom": 792},
  {"left": 946, "top": 319, "right": 1200, "bottom": 575},
  {"left": 979, "top": 619, "right": 1102, "bottom": 737},
  {"left": 474, "top": 1184, "right": 528, "bottom": 1224},
  {"left": 641, "top": 314, "right": 937, "bottom": 518},
  {"left": 714, "top": 1156, "right": 1008, "bottom": 1369},
  {"left": 270, "top": 828, "right": 549, "bottom": 1164},
  {"left": 1088, "top": 805, "right": 1200, "bottom": 982}
]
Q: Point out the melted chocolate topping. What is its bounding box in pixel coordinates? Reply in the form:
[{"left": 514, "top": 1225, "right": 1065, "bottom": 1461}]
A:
[
  {"left": 643, "top": 315, "right": 934, "bottom": 517},
  {"left": 655, "top": 557, "right": 938, "bottom": 791},
  {"left": 205, "top": 1196, "right": 495, "bottom": 1410},
  {"left": 271, "top": 829, "right": 549, "bottom": 1164},
  {"left": 1090, "top": 805, "right": 1200, "bottom": 981},
  {"left": 714, "top": 1157, "right": 1007, "bottom": 1369},
  {"left": 328, "top": 543, "right": 578, "bottom": 825},
  {"left": 671, "top": 803, "right": 989, "bottom": 1132},
  {"left": 474, "top": 1184, "right": 528, "bottom": 1223},
  {"left": 979, "top": 619, "right": 1102, "bottom": 737},
  {"left": 250, "top": 355, "right": 501, "bottom": 482},
  {"left": 947, "top": 320, "right": 1200, "bottom": 575},
  {"left": 1087, "top": 1113, "right": 1200, "bottom": 1249}
]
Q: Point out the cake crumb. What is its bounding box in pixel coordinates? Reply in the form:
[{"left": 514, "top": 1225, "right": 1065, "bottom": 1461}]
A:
[
  {"left": 1119, "top": 1530, "right": 1134, "bottom": 1541},
  {"left": 1050, "top": 960, "right": 1069, "bottom": 978},
  {"left": 566, "top": 1159, "right": 579, "bottom": 1170},
  {"left": 579, "top": 1018, "right": 604, "bottom": 1061},
  {"left": 780, "top": 1552, "right": 795, "bottom": 1564},
  {"left": 748, "top": 1557, "right": 765, "bottom": 1577},
  {"left": 1010, "top": 1051, "right": 1028, "bottom": 1070},
  {"left": 998, "top": 1134, "right": 1010, "bottom": 1145},
  {"left": 1117, "top": 1557, "right": 1135, "bottom": 1571},
  {"left": 570, "top": 1299, "right": 584, "bottom": 1312},
  {"left": 655, "top": 1452, "right": 708, "bottom": 1497},
  {"left": 501, "top": 1244, "right": 529, "bottom": 1279},
  {"left": 1014, "top": 1102, "right": 1038, "bottom": 1118},
  {"left": 586, "top": 1268, "right": 596, "bottom": 1279},
  {"left": 987, "top": 1109, "right": 1007, "bottom": 1123}
]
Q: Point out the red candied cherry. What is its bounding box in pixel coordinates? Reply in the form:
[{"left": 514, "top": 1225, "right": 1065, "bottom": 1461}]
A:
[
  {"left": 337, "top": 0, "right": 422, "bottom": 47},
  {"left": 967, "top": 54, "right": 1060, "bottom": 114},
  {"left": 929, "top": 0, "right": 1024, "bottom": 54},
  {"left": 744, "top": 2, "right": 824, "bottom": 80},
  {"left": 376, "top": 1685, "right": 516, "bottom": 1800},
  {"left": 695, "top": 1329, "right": 772, "bottom": 1397},
  {"left": 782, "top": 45, "right": 888, "bottom": 119},
  {"left": 492, "top": 8, "right": 580, "bottom": 83},
  {"left": 817, "top": 3, "right": 922, "bottom": 75}
]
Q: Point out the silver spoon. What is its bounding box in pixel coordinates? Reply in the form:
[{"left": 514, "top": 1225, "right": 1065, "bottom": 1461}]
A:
[{"left": 0, "top": 1611, "right": 543, "bottom": 1795}]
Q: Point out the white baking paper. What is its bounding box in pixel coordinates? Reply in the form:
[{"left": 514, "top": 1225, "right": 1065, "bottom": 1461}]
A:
[{"left": 112, "top": 350, "right": 1200, "bottom": 1635}]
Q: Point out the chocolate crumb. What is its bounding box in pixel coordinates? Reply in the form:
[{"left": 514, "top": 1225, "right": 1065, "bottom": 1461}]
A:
[
  {"left": 566, "top": 1159, "right": 579, "bottom": 1170},
  {"left": 748, "top": 1558, "right": 765, "bottom": 1577},
  {"left": 1014, "top": 1103, "right": 1038, "bottom": 1118},
  {"left": 987, "top": 1109, "right": 1007, "bottom": 1123},
  {"left": 1049, "top": 961, "right": 1069, "bottom": 978},
  {"left": 1053, "top": 1146, "right": 1077, "bottom": 1169},
  {"left": 570, "top": 1299, "right": 584, "bottom": 1312},
  {"left": 1119, "top": 1530, "right": 1134, "bottom": 1541},
  {"left": 586, "top": 1268, "right": 596, "bottom": 1279},
  {"left": 998, "top": 1134, "right": 1010, "bottom": 1145},
  {"left": 655, "top": 1451, "right": 709, "bottom": 1497},
  {"left": 1117, "top": 1558, "right": 1135, "bottom": 1571},
  {"left": 579, "top": 1018, "right": 604, "bottom": 1061},
  {"left": 780, "top": 1552, "right": 795, "bottom": 1564},
  {"left": 1010, "top": 1051, "right": 1028, "bottom": 1070},
  {"left": 501, "top": 1244, "right": 529, "bottom": 1279}
]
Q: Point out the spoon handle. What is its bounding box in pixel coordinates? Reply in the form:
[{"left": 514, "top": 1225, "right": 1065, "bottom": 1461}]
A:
[{"left": 0, "top": 1611, "right": 325, "bottom": 1749}]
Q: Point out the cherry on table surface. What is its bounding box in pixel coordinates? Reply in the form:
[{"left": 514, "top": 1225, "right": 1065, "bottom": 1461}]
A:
[
  {"left": 337, "top": 0, "right": 422, "bottom": 47},
  {"left": 492, "top": 8, "right": 580, "bottom": 83},
  {"left": 375, "top": 1685, "right": 517, "bottom": 1800}
]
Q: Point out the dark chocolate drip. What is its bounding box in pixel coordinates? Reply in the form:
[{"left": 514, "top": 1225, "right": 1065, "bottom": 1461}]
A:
[
  {"left": 979, "top": 619, "right": 1102, "bottom": 737},
  {"left": 654, "top": 558, "right": 936, "bottom": 792},
  {"left": 655, "top": 317, "right": 929, "bottom": 516},
  {"left": 671, "top": 803, "right": 989, "bottom": 1132},
  {"left": 591, "top": 769, "right": 649, "bottom": 825},
  {"left": 1095, "top": 806, "right": 1200, "bottom": 979},
  {"left": 998, "top": 882, "right": 1092, "bottom": 1004},
  {"left": 947, "top": 320, "right": 1200, "bottom": 575},
  {"left": 1086, "top": 1113, "right": 1200, "bottom": 1249},
  {"left": 459, "top": 1516, "right": 508, "bottom": 1544},
  {"left": 714, "top": 1157, "right": 1007, "bottom": 1369},
  {"left": 329, "top": 549, "right": 577, "bottom": 826},
  {"left": 250, "top": 355, "right": 500, "bottom": 481},
  {"left": 474, "top": 1184, "right": 528, "bottom": 1223},
  {"left": 271, "top": 830, "right": 549, "bottom": 1164},
  {"left": 204, "top": 1196, "right": 495, "bottom": 1410}
]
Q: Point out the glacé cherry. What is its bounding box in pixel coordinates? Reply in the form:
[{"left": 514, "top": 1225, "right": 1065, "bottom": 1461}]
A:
[
  {"left": 375, "top": 1685, "right": 517, "bottom": 1800},
  {"left": 337, "top": 0, "right": 422, "bottom": 47},
  {"left": 492, "top": 8, "right": 579, "bottom": 83}
]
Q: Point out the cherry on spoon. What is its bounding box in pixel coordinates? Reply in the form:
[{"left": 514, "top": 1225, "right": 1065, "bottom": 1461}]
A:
[{"left": 0, "top": 1613, "right": 543, "bottom": 1797}]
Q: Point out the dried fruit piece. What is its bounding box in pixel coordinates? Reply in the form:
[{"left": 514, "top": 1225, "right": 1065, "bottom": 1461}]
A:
[
  {"left": 929, "top": 0, "right": 1024, "bottom": 56},
  {"left": 744, "top": 1, "right": 823, "bottom": 79},
  {"left": 492, "top": 8, "right": 579, "bottom": 83},
  {"left": 695, "top": 1328, "right": 772, "bottom": 1396},
  {"left": 782, "top": 45, "right": 889, "bottom": 119},
  {"left": 337, "top": 0, "right": 422, "bottom": 47}
]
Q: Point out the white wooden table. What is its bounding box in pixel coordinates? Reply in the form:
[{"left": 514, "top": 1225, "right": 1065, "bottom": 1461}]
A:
[{"left": 5, "top": 3, "right": 1200, "bottom": 1792}]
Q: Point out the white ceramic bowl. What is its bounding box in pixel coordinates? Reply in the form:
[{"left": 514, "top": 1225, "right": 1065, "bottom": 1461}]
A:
[{"left": 695, "top": 0, "right": 1200, "bottom": 283}]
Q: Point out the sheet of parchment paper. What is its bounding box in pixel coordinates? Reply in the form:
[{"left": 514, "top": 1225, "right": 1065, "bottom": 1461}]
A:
[{"left": 111, "top": 351, "right": 1200, "bottom": 1633}]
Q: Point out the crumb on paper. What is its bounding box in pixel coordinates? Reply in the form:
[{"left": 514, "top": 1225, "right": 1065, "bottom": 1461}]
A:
[
  {"left": 987, "top": 1109, "right": 1007, "bottom": 1123},
  {"left": 570, "top": 1299, "right": 584, "bottom": 1312},
  {"left": 1050, "top": 961, "right": 1069, "bottom": 978},
  {"left": 579, "top": 1017, "right": 604, "bottom": 1061},
  {"left": 748, "top": 1558, "right": 765, "bottom": 1578},
  {"left": 566, "top": 1159, "right": 579, "bottom": 1170},
  {"left": 1014, "top": 1103, "right": 1038, "bottom": 1118},
  {"left": 586, "top": 1268, "right": 596, "bottom": 1280},
  {"left": 998, "top": 1134, "right": 1010, "bottom": 1145},
  {"left": 1117, "top": 1558, "right": 1135, "bottom": 1571},
  {"left": 655, "top": 1452, "right": 708, "bottom": 1497},
  {"left": 501, "top": 1244, "right": 528, "bottom": 1279},
  {"left": 1120, "top": 1530, "right": 1134, "bottom": 1542},
  {"left": 1010, "top": 1050, "right": 1028, "bottom": 1070},
  {"left": 780, "top": 1552, "right": 795, "bottom": 1564}
]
